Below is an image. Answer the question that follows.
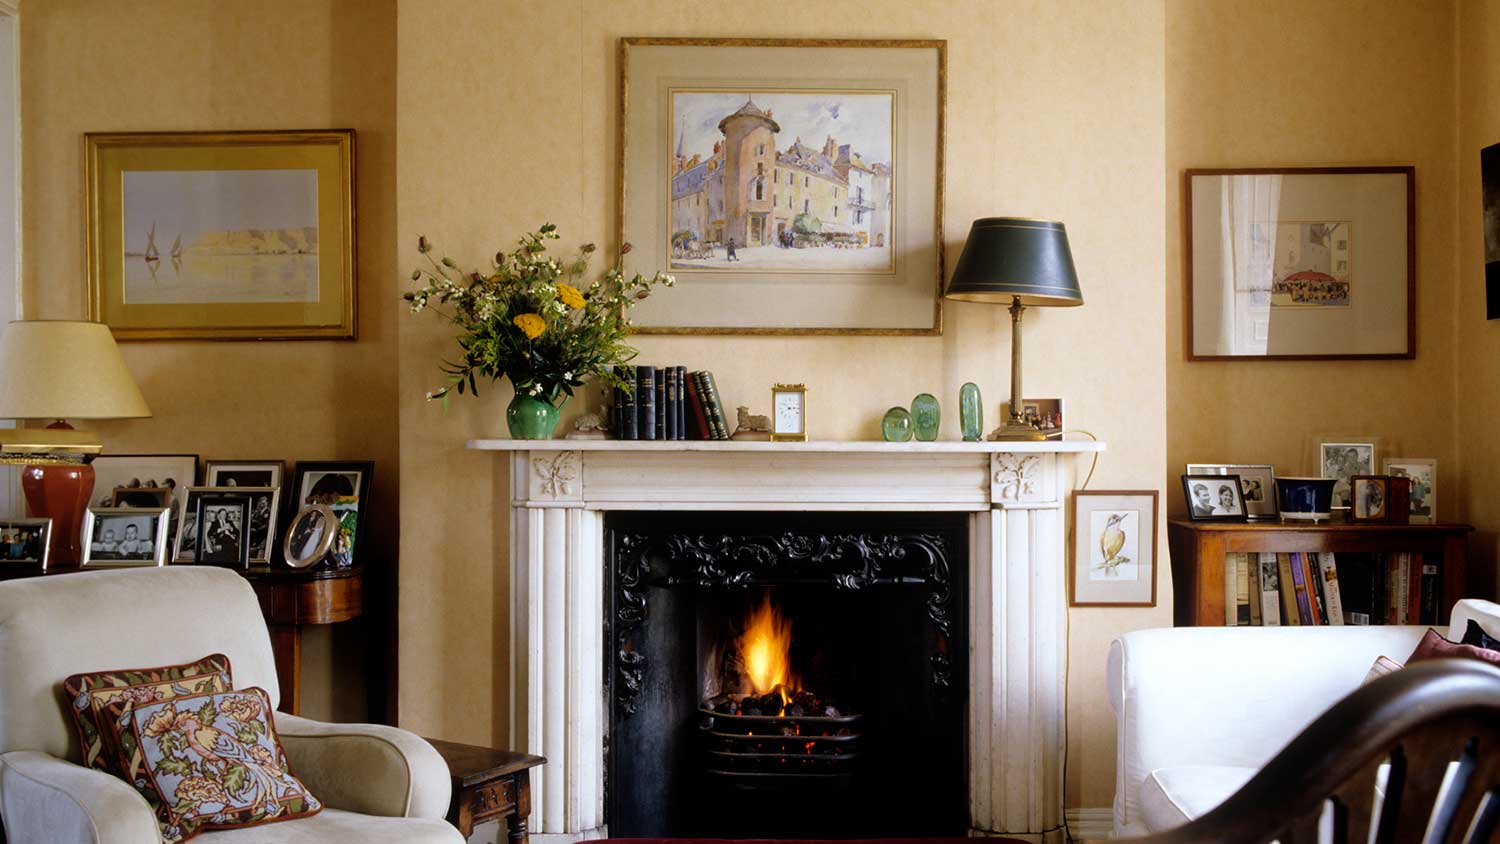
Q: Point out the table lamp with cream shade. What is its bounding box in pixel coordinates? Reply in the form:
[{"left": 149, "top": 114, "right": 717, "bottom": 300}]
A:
[
  {"left": 0, "top": 320, "right": 151, "bottom": 565},
  {"left": 944, "top": 218, "right": 1083, "bottom": 441}
]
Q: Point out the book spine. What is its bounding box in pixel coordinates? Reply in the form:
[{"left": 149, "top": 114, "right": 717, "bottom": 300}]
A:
[
  {"left": 686, "top": 373, "right": 711, "bottom": 440},
  {"left": 610, "top": 368, "right": 623, "bottom": 440},
  {"left": 619, "top": 365, "right": 637, "bottom": 440},
  {"left": 704, "top": 371, "right": 730, "bottom": 439},
  {"left": 636, "top": 365, "right": 656, "bottom": 441},
  {"left": 654, "top": 367, "right": 666, "bottom": 441},
  {"left": 1420, "top": 561, "right": 1439, "bottom": 625},
  {"left": 1247, "top": 552, "right": 1262, "bottom": 626},
  {"left": 676, "top": 366, "right": 688, "bottom": 440},
  {"left": 1306, "top": 553, "right": 1327, "bottom": 625},
  {"left": 1235, "top": 553, "right": 1252, "bottom": 626},
  {"left": 1407, "top": 551, "right": 1423, "bottom": 625},
  {"left": 1289, "top": 552, "right": 1314, "bottom": 626},
  {"left": 1318, "top": 552, "right": 1345, "bottom": 625},
  {"left": 1278, "top": 553, "right": 1301, "bottom": 625},
  {"left": 1258, "top": 553, "right": 1281, "bottom": 626},
  {"left": 664, "top": 366, "right": 678, "bottom": 441},
  {"left": 1224, "top": 553, "right": 1238, "bottom": 626}
]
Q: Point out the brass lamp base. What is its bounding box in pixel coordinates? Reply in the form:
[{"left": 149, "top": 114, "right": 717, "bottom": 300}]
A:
[{"left": 988, "top": 417, "right": 1047, "bottom": 442}]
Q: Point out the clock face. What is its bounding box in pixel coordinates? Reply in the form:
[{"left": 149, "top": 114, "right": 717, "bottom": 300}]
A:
[{"left": 773, "top": 391, "right": 804, "bottom": 434}]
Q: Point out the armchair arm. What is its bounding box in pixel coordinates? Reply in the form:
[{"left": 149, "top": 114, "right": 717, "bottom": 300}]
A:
[
  {"left": 0, "top": 751, "right": 161, "bottom": 844},
  {"left": 273, "top": 714, "right": 451, "bottom": 820}
]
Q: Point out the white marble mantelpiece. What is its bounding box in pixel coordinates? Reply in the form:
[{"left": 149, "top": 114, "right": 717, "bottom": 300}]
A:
[{"left": 470, "top": 438, "right": 1106, "bottom": 843}]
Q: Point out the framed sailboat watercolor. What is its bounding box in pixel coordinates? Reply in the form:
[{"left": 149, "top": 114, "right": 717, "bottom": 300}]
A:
[{"left": 85, "top": 130, "right": 356, "bottom": 340}]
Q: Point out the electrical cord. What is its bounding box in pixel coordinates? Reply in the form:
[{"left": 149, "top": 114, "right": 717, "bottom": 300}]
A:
[{"left": 1061, "top": 428, "right": 1100, "bottom": 842}]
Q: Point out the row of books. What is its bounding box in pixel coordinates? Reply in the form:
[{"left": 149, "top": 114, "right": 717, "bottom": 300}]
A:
[
  {"left": 610, "top": 366, "right": 733, "bottom": 440},
  {"left": 1224, "top": 551, "right": 1440, "bottom": 626}
]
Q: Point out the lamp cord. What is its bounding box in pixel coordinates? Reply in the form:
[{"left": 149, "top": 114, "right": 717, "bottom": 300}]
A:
[
  {"left": 1062, "top": 429, "right": 1100, "bottom": 490},
  {"left": 1059, "top": 428, "right": 1099, "bottom": 843}
]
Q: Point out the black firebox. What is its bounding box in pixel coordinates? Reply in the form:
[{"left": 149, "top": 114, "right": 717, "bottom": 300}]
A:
[{"left": 605, "top": 511, "right": 968, "bottom": 839}]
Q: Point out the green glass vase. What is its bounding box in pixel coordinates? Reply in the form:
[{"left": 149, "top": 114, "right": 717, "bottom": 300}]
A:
[
  {"left": 911, "top": 393, "right": 941, "bottom": 441},
  {"left": 959, "top": 382, "right": 983, "bottom": 442},
  {"left": 507, "top": 393, "right": 566, "bottom": 440},
  {"left": 882, "top": 406, "right": 914, "bottom": 442}
]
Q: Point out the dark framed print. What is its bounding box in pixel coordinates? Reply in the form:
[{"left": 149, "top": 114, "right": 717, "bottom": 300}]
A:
[
  {"left": 1350, "top": 475, "right": 1390, "bottom": 523},
  {"left": 85, "top": 130, "right": 356, "bottom": 341},
  {"left": 0, "top": 518, "right": 52, "bottom": 568},
  {"left": 1182, "top": 474, "right": 1249, "bottom": 522},
  {"left": 174, "top": 486, "right": 279, "bottom": 564},
  {"left": 204, "top": 459, "right": 286, "bottom": 491},
  {"left": 290, "top": 460, "right": 372, "bottom": 567},
  {"left": 81, "top": 507, "right": 170, "bottom": 567},
  {"left": 194, "top": 495, "right": 251, "bottom": 568},
  {"left": 1186, "top": 166, "right": 1414, "bottom": 360},
  {"left": 1070, "top": 490, "right": 1158, "bottom": 607}
]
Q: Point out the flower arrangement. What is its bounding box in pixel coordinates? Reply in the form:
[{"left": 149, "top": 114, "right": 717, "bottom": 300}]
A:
[{"left": 404, "top": 224, "right": 673, "bottom": 431}]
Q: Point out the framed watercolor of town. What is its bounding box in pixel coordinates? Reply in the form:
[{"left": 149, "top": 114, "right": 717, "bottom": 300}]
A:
[
  {"left": 1269, "top": 220, "right": 1351, "bottom": 308},
  {"left": 668, "top": 90, "right": 895, "bottom": 273}
]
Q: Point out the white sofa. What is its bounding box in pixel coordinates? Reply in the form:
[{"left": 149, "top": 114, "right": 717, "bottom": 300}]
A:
[
  {"left": 0, "top": 566, "right": 464, "bottom": 844},
  {"left": 1107, "top": 598, "right": 1500, "bottom": 837}
]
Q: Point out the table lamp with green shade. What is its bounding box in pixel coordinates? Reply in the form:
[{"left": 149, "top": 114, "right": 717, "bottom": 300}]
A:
[
  {"left": 944, "top": 218, "right": 1083, "bottom": 441},
  {"left": 0, "top": 320, "right": 151, "bottom": 565}
]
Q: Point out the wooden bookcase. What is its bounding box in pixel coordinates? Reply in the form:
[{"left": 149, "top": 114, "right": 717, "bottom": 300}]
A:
[{"left": 1166, "top": 519, "right": 1472, "bottom": 627}]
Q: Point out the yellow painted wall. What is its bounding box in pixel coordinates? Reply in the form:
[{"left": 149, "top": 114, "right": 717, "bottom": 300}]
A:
[
  {"left": 1458, "top": 0, "right": 1500, "bottom": 597},
  {"left": 397, "top": 0, "right": 1168, "bottom": 809},
  {"left": 19, "top": 0, "right": 399, "bottom": 722},
  {"left": 1164, "top": 0, "right": 1460, "bottom": 516}
]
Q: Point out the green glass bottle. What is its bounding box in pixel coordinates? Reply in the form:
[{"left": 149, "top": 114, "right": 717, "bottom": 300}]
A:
[
  {"left": 910, "top": 393, "right": 941, "bottom": 441},
  {"left": 959, "top": 382, "right": 983, "bottom": 442},
  {"left": 881, "top": 406, "right": 914, "bottom": 442}
]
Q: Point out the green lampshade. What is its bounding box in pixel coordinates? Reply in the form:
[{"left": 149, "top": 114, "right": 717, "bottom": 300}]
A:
[{"left": 945, "top": 218, "right": 1083, "bottom": 306}]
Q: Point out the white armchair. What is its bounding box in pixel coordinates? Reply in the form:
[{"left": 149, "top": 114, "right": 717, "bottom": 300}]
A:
[
  {"left": 1107, "top": 598, "right": 1500, "bottom": 837},
  {"left": 0, "top": 566, "right": 463, "bottom": 843}
]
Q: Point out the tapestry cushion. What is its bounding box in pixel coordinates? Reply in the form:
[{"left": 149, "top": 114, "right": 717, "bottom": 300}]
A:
[
  {"left": 107, "top": 686, "right": 322, "bottom": 843},
  {"left": 1407, "top": 628, "right": 1500, "bottom": 667},
  {"left": 61, "top": 653, "right": 234, "bottom": 774},
  {"left": 1461, "top": 618, "right": 1500, "bottom": 651}
]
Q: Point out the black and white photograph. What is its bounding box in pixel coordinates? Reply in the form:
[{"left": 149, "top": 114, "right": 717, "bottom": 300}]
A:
[
  {"left": 174, "top": 486, "right": 279, "bottom": 564},
  {"left": 0, "top": 518, "right": 52, "bottom": 568},
  {"left": 194, "top": 496, "right": 250, "bottom": 567},
  {"left": 284, "top": 504, "right": 336, "bottom": 568},
  {"left": 1186, "top": 463, "right": 1277, "bottom": 519},
  {"left": 1182, "top": 474, "right": 1249, "bottom": 522},
  {"left": 1320, "top": 441, "right": 1377, "bottom": 509},
  {"left": 81, "top": 508, "right": 170, "bottom": 567},
  {"left": 204, "top": 459, "right": 285, "bottom": 490},
  {"left": 87, "top": 454, "right": 197, "bottom": 510},
  {"left": 111, "top": 486, "right": 172, "bottom": 509}
]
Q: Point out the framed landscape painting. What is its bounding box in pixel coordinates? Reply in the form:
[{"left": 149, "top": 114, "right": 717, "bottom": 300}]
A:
[
  {"left": 620, "top": 38, "right": 945, "bottom": 335},
  {"left": 86, "top": 130, "right": 355, "bottom": 340}
]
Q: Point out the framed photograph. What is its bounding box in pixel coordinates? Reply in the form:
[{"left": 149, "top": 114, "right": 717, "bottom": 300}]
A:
[
  {"left": 283, "top": 504, "right": 340, "bottom": 569},
  {"left": 82, "top": 507, "right": 170, "bottom": 567},
  {"left": 89, "top": 453, "right": 197, "bottom": 546},
  {"left": 111, "top": 486, "right": 171, "bottom": 509},
  {"left": 1182, "top": 474, "right": 1249, "bottom": 522},
  {"left": 1001, "top": 397, "right": 1065, "bottom": 439},
  {"left": 1382, "top": 458, "right": 1436, "bottom": 524},
  {"left": 620, "top": 38, "right": 945, "bottom": 335},
  {"left": 290, "top": 461, "right": 372, "bottom": 567},
  {"left": 0, "top": 518, "right": 52, "bottom": 568},
  {"left": 204, "top": 459, "right": 285, "bottom": 490},
  {"left": 174, "top": 486, "right": 280, "bottom": 565},
  {"left": 1185, "top": 463, "right": 1277, "bottom": 519},
  {"left": 194, "top": 496, "right": 251, "bottom": 568},
  {"left": 1319, "top": 440, "right": 1378, "bottom": 510},
  {"left": 1070, "top": 490, "right": 1158, "bottom": 607},
  {"left": 1482, "top": 143, "right": 1500, "bottom": 320},
  {"left": 1186, "top": 167, "right": 1414, "bottom": 360},
  {"left": 1350, "top": 475, "right": 1390, "bottom": 523},
  {"left": 85, "top": 130, "right": 356, "bottom": 341}
]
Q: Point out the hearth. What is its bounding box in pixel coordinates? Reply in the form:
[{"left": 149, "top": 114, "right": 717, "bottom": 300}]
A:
[{"left": 606, "top": 511, "right": 967, "bottom": 839}]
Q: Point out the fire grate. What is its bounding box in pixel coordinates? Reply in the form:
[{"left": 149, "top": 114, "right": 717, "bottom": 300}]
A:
[{"left": 698, "top": 702, "right": 862, "bottom": 783}]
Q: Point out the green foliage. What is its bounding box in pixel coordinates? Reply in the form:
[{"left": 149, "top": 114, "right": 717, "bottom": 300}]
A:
[
  {"left": 157, "top": 755, "right": 194, "bottom": 778},
  {"left": 792, "top": 213, "right": 822, "bottom": 235},
  {"left": 222, "top": 763, "right": 249, "bottom": 796},
  {"left": 404, "top": 224, "right": 675, "bottom": 407},
  {"left": 197, "top": 701, "right": 217, "bottom": 724},
  {"left": 157, "top": 731, "right": 183, "bottom": 758}
]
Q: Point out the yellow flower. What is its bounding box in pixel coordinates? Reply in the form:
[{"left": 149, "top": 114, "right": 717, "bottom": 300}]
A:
[
  {"left": 513, "top": 313, "right": 546, "bottom": 339},
  {"left": 556, "top": 283, "right": 585, "bottom": 309}
]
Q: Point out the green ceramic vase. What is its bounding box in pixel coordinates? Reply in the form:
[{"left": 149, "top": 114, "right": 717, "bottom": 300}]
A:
[
  {"left": 882, "top": 406, "right": 914, "bottom": 442},
  {"left": 959, "top": 382, "right": 983, "bottom": 442},
  {"left": 507, "top": 393, "right": 566, "bottom": 440},
  {"left": 911, "top": 393, "right": 941, "bottom": 441}
]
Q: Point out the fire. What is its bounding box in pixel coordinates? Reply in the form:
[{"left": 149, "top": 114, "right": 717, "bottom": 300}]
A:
[{"left": 739, "top": 593, "right": 795, "bottom": 695}]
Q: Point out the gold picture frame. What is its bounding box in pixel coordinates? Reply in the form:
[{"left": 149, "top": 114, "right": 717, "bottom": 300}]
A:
[
  {"left": 86, "top": 130, "right": 356, "bottom": 340},
  {"left": 620, "top": 38, "right": 946, "bottom": 335}
]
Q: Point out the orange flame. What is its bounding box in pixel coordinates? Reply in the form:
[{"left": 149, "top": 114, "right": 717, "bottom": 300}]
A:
[{"left": 740, "top": 593, "right": 795, "bottom": 695}]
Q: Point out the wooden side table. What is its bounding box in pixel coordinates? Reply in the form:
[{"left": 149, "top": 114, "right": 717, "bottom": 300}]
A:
[
  {"left": 425, "top": 738, "right": 545, "bottom": 843},
  {"left": 243, "top": 567, "right": 362, "bottom": 715}
]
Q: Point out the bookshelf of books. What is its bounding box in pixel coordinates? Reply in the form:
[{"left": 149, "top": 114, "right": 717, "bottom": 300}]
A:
[{"left": 1166, "top": 519, "right": 1473, "bottom": 627}]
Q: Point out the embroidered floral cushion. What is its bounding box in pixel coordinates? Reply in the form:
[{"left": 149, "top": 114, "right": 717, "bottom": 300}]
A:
[
  {"left": 61, "top": 654, "right": 234, "bottom": 774},
  {"left": 106, "top": 687, "right": 321, "bottom": 843}
]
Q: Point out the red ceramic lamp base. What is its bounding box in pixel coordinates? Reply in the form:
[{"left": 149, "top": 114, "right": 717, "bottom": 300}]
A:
[{"left": 21, "top": 462, "right": 95, "bottom": 567}]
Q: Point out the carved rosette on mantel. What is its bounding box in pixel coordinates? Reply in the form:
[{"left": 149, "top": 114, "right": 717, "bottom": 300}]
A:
[{"left": 469, "top": 439, "right": 1105, "bottom": 844}]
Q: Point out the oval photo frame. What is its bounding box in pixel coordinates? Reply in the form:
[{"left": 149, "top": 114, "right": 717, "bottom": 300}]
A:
[{"left": 283, "top": 504, "right": 337, "bottom": 568}]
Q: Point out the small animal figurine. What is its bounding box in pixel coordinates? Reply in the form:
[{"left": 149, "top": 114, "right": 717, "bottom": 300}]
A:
[
  {"left": 565, "top": 411, "right": 610, "bottom": 440},
  {"left": 731, "top": 406, "right": 771, "bottom": 440}
]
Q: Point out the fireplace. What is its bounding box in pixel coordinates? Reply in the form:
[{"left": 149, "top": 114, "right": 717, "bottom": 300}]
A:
[{"left": 606, "top": 511, "right": 968, "bottom": 838}]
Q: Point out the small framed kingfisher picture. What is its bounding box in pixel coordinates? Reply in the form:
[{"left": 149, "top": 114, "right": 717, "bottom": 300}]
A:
[
  {"left": 1070, "top": 490, "right": 1158, "bottom": 607},
  {"left": 770, "top": 384, "right": 807, "bottom": 442}
]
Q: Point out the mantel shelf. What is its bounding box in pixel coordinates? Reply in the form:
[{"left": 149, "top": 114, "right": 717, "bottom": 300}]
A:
[{"left": 467, "top": 438, "right": 1106, "bottom": 454}]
